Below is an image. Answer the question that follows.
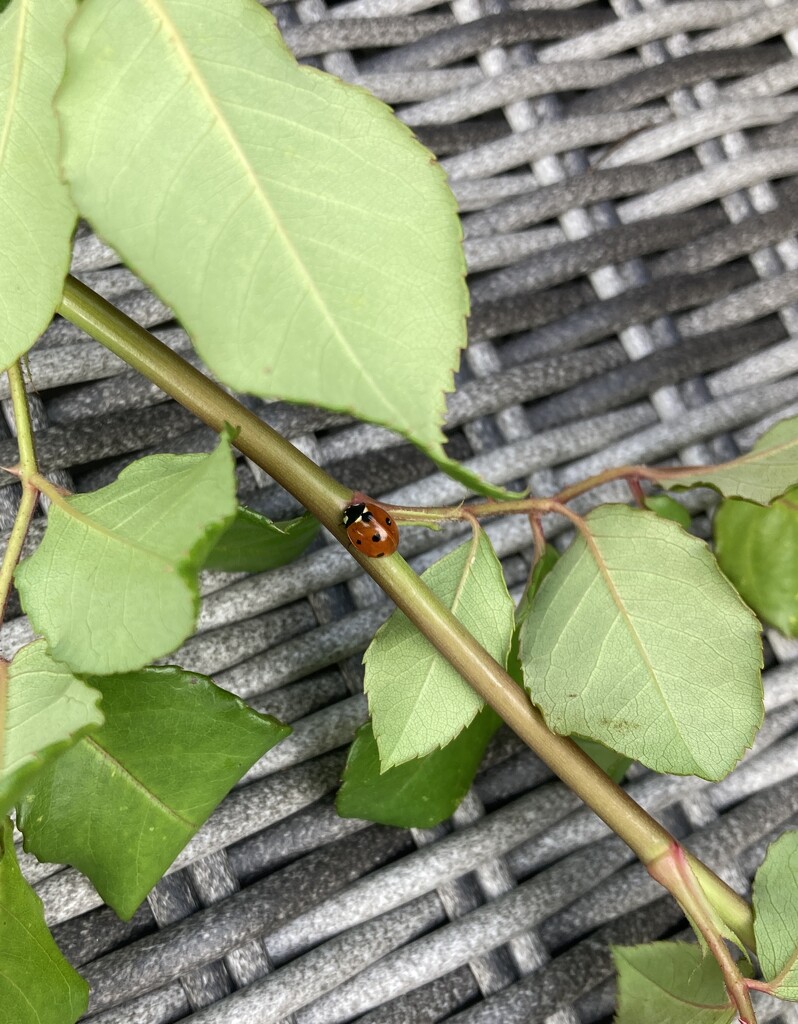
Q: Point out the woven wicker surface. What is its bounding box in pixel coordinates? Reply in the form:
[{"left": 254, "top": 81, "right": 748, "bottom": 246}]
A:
[{"left": 4, "top": 0, "right": 798, "bottom": 1020}]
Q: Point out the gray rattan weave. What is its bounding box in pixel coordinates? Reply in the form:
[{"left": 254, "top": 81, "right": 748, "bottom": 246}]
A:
[{"left": 4, "top": 0, "right": 798, "bottom": 1021}]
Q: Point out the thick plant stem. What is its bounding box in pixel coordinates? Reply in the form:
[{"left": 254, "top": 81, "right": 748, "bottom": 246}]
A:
[
  {"left": 58, "top": 275, "right": 756, "bottom": 950},
  {"left": 60, "top": 278, "right": 351, "bottom": 523},
  {"left": 0, "top": 364, "right": 40, "bottom": 630}
]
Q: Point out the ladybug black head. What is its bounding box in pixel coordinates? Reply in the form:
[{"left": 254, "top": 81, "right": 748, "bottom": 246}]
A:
[{"left": 342, "top": 502, "right": 368, "bottom": 527}]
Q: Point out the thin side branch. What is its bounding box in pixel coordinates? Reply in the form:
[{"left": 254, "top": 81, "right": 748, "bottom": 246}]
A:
[{"left": 0, "top": 364, "right": 41, "bottom": 631}]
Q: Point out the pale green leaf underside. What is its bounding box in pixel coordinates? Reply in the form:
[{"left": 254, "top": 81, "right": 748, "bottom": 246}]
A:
[
  {"left": 657, "top": 414, "right": 798, "bottom": 505},
  {"left": 366, "top": 529, "right": 514, "bottom": 769},
  {"left": 753, "top": 832, "right": 798, "bottom": 1000},
  {"left": 17, "top": 667, "right": 291, "bottom": 919},
  {"left": 58, "top": 0, "right": 468, "bottom": 462},
  {"left": 520, "top": 506, "right": 763, "bottom": 780},
  {"left": 15, "top": 438, "right": 236, "bottom": 674},
  {"left": 0, "top": 0, "right": 76, "bottom": 370},
  {"left": 613, "top": 943, "right": 735, "bottom": 1024},
  {"left": 0, "top": 818, "right": 89, "bottom": 1023},
  {"left": 0, "top": 641, "right": 103, "bottom": 815}
]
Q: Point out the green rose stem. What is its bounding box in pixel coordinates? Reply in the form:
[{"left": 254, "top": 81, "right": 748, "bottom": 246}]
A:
[{"left": 57, "top": 276, "right": 756, "bottom": 963}]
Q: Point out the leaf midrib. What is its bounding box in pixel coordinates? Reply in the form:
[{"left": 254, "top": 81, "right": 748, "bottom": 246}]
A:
[
  {"left": 144, "top": 0, "right": 410, "bottom": 432},
  {"left": 39, "top": 478, "right": 189, "bottom": 567},
  {"left": 581, "top": 524, "right": 689, "bottom": 757},
  {"left": 84, "top": 734, "right": 196, "bottom": 830}
]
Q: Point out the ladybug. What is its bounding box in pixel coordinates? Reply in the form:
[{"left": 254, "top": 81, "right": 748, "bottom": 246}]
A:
[{"left": 342, "top": 500, "right": 399, "bottom": 557}]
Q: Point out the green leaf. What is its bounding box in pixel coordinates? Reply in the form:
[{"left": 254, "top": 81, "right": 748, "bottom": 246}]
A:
[
  {"left": 655, "top": 415, "right": 798, "bottom": 505},
  {"left": 507, "top": 544, "right": 559, "bottom": 684},
  {"left": 519, "top": 505, "right": 763, "bottom": 781},
  {"left": 510, "top": 546, "right": 631, "bottom": 784},
  {"left": 0, "top": 0, "right": 76, "bottom": 371},
  {"left": 202, "top": 507, "right": 318, "bottom": 573},
  {"left": 752, "top": 831, "right": 798, "bottom": 1000},
  {"left": 645, "top": 494, "right": 692, "bottom": 530},
  {"left": 0, "top": 817, "right": 88, "bottom": 1023},
  {"left": 714, "top": 489, "right": 798, "bottom": 637},
  {"left": 366, "top": 528, "right": 514, "bottom": 769},
  {"left": 573, "top": 737, "right": 631, "bottom": 784},
  {"left": 614, "top": 942, "right": 736, "bottom": 1024},
  {"left": 17, "top": 667, "right": 290, "bottom": 919},
  {"left": 15, "top": 436, "right": 237, "bottom": 675},
  {"left": 0, "top": 641, "right": 103, "bottom": 816},
  {"left": 515, "top": 545, "right": 560, "bottom": 628},
  {"left": 55, "top": 0, "right": 497, "bottom": 495},
  {"left": 427, "top": 455, "right": 525, "bottom": 501},
  {"left": 337, "top": 708, "right": 500, "bottom": 829}
]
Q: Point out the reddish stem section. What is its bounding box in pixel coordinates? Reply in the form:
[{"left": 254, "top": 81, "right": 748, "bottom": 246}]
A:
[
  {"left": 627, "top": 476, "right": 648, "bottom": 508},
  {"left": 649, "top": 843, "right": 757, "bottom": 1024}
]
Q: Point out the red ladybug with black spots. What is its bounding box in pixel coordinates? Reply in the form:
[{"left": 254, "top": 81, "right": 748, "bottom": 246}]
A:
[{"left": 342, "top": 499, "right": 399, "bottom": 557}]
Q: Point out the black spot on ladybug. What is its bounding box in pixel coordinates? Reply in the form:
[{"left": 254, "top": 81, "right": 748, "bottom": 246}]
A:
[
  {"left": 385, "top": 516, "right": 392, "bottom": 525},
  {"left": 362, "top": 511, "right": 373, "bottom": 523},
  {"left": 377, "top": 552, "right": 385, "bottom": 557},
  {"left": 372, "top": 533, "right": 381, "bottom": 542},
  {"left": 356, "top": 539, "right": 362, "bottom": 544}
]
